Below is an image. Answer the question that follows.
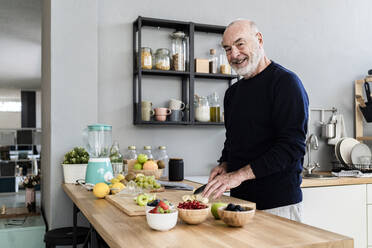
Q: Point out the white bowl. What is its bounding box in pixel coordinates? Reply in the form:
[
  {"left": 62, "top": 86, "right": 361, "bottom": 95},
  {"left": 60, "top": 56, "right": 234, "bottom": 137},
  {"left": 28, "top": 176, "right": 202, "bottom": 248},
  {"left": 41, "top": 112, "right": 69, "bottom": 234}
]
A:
[{"left": 146, "top": 209, "right": 178, "bottom": 231}]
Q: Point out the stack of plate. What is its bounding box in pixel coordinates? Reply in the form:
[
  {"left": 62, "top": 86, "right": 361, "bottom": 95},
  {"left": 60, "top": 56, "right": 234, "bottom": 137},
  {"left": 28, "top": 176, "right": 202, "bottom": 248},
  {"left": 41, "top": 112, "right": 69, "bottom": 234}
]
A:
[{"left": 335, "top": 138, "right": 372, "bottom": 168}]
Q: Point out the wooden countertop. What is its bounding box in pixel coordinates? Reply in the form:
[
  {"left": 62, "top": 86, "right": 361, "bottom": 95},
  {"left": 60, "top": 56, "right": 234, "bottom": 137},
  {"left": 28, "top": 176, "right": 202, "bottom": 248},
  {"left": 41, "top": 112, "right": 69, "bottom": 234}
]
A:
[
  {"left": 301, "top": 172, "right": 372, "bottom": 188},
  {"left": 63, "top": 182, "right": 353, "bottom": 248}
]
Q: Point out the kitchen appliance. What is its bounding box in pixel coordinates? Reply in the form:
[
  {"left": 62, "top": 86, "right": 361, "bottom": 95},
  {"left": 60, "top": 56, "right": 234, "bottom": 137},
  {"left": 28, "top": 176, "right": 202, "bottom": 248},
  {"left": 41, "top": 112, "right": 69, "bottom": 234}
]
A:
[{"left": 84, "top": 124, "right": 113, "bottom": 186}]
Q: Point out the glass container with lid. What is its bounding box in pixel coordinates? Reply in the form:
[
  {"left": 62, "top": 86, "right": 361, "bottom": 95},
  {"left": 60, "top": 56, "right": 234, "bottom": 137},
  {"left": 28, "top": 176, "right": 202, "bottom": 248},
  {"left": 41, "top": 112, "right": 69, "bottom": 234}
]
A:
[
  {"left": 155, "top": 48, "right": 171, "bottom": 70},
  {"left": 143, "top": 145, "right": 154, "bottom": 159},
  {"left": 170, "top": 31, "right": 187, "bottom": 71},
  {"left": 141, "top": 47, "right": 152, "bottom": 70},
  {"left": 208, "top": 92, "right": 221, "bottom": 122},
  {"left": 219, "top": 46, "right": 231, "bottom": 74},
  {"left": 195, "top": 95, "right": 210, "bottom": 122}
]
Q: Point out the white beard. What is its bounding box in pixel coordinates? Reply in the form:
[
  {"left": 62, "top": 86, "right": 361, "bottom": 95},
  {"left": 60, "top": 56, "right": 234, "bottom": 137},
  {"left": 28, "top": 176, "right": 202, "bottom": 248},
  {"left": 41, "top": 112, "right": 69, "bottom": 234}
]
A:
[{"left": 232, "top": 45, "right": 263, "bottom": 78}]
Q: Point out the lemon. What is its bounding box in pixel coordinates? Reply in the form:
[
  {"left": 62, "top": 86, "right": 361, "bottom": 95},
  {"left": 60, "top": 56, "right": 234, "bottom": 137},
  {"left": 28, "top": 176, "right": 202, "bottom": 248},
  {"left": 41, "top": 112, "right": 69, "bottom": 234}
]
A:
[
  {"left": 111, "top": 182, "right": 125, "bottom": 194},
  {"left": 93, "top": 183, "right": 110, "bottom": 198},
  {"left": 110, "top": 178, "right": 120, "bottom": 184},
  {"left": 116, "top": 174, "right": 125, "bottom": 181}
]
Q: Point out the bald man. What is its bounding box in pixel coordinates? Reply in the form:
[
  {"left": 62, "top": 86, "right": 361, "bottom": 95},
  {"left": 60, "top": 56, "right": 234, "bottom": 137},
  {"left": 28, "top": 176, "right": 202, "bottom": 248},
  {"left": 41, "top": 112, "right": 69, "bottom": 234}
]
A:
[{"left": 202, "top": 20, "right": 309, "bottom": 221}]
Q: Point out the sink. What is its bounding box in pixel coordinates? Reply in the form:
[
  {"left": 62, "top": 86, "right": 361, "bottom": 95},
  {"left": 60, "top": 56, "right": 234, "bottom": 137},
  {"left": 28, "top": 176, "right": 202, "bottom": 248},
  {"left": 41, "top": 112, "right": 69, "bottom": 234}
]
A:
[{"left": 302, "top": 174, "right": 338, "bottom": 179}]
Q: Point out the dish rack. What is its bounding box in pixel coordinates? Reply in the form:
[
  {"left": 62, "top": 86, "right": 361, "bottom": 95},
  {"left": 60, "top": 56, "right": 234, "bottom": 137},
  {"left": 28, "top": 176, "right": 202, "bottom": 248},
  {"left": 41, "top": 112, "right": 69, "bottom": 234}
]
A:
[{"left": 331, "top": 161, "right": 372, "bottom": 173}]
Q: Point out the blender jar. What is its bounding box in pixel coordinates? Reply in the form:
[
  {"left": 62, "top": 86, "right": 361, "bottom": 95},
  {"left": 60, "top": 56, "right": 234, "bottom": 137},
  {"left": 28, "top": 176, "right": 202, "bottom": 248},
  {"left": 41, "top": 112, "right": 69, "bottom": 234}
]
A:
[{"left": 86, "top": 124, "right": 112, "bottom": 158}]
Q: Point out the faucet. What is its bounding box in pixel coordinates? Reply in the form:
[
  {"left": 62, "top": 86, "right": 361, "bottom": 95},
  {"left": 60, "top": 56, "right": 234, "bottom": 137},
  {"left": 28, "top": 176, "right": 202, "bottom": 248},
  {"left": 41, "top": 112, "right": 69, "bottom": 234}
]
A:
[{"left": 303, "top": 134, "right": 320, "bottom": 175}]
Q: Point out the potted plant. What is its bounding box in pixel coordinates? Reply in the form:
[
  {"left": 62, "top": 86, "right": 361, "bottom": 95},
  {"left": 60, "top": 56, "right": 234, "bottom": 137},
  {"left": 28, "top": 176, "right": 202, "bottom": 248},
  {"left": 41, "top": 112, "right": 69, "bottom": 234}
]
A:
[
  {"left": 23, "top": 174, "right": 40, "bottom": 212},
  {"left": 62, "top": 147, "right": 89, "bottom": 183}
]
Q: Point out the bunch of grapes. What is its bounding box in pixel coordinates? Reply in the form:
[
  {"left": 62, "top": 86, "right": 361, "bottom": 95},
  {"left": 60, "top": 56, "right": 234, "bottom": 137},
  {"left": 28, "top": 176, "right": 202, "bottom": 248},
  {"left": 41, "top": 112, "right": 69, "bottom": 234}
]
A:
[{"left": 134, "top": 174, "right": 161, "bottom": 189}]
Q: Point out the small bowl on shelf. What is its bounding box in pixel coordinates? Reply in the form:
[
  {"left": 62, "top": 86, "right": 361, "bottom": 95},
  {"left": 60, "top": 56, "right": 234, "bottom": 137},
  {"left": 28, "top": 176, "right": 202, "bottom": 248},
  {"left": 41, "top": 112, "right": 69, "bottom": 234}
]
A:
[
  {"left": 218, "top": 205, "right": 255, "bottom": 227},
  {"left": 146, "top": 208, "right": 178, "bottom": 231},
  {"left": 178, "top": 206, "right": 210, "bottom": 225}
]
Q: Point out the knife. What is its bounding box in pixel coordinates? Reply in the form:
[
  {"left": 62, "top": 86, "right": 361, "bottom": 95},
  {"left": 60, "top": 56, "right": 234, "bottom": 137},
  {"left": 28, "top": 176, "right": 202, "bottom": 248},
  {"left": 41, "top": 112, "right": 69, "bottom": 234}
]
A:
[{"left": 193, "top": 184, "right": 207, "bottom": 195}]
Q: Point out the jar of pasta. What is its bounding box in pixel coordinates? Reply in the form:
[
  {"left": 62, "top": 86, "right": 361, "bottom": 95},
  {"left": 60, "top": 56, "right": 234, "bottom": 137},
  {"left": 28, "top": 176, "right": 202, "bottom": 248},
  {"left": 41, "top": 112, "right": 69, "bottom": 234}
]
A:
[
  {"left": 141, "top": 47, "right": 152, "bottom": 70},
  {"left": 155, "top": 48, "right": 171, "bottom": 70}
]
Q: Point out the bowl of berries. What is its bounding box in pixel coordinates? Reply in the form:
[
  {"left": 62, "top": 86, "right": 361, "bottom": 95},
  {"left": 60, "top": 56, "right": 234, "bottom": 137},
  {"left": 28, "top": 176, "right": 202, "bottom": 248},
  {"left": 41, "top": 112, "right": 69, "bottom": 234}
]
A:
[
  {"left": 177, "top": 200, "right": 210, "bottom": 225},
  {"left": 217, "top": 203, "right": 255, "bottom": 227},
  {"left": 146, "top": 200, "right": 178, "bottom": 231}
]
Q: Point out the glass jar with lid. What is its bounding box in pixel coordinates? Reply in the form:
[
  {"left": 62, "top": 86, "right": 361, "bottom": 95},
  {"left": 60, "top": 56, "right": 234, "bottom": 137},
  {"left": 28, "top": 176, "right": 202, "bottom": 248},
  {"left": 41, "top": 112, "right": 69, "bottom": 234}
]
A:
[
  {"left": 219, "top": 46, "right": 231, "bottom": 74},
  {"left": 170, "top": 31, "right": 187, "bottom": 71},
  {"left": 155, "top": 48, "right": 171, "bottom": 70},
  {"left": 195, "top": 95, "right": 210, "bottom": 122},
  {"left": 141, "top": 47, "right": 152, "bottom": 70}
]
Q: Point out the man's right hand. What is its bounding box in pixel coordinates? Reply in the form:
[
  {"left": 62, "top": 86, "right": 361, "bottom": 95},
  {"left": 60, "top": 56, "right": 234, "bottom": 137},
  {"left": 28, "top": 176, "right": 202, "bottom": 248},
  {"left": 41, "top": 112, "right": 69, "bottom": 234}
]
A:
[{"left": 208, "top": 162, "right": 227, "bottom": 183}]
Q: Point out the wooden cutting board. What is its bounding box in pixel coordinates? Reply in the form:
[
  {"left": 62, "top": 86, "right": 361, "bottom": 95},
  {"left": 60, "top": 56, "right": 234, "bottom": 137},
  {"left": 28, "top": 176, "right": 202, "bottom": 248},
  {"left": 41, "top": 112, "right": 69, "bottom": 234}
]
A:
[{"left": 105, "top": 189, "right": 255, "bottom": 216}]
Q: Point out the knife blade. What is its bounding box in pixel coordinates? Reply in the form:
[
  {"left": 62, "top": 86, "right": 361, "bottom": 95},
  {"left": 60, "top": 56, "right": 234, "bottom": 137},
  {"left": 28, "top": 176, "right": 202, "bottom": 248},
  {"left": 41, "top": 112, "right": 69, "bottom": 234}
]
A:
[{"left": 193, "top": 184, "right": 207, "bottom": 195}]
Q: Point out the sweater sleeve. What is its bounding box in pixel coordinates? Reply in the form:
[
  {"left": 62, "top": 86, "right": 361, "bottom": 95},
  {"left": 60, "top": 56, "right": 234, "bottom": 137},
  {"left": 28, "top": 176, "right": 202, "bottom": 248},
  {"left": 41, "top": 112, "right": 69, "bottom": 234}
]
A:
[
  {"left": 219, "top": 86, "right": 233, "bottom": 163},
  {"left": 249, "top": 73, "right": 309, "bottom": 179}
]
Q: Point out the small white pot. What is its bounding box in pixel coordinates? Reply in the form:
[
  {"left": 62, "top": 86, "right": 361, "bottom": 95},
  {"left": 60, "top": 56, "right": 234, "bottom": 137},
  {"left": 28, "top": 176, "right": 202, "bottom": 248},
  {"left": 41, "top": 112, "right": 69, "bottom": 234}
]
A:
[{"left": 62, "top": 163, "right": 87, "bottom": 183}]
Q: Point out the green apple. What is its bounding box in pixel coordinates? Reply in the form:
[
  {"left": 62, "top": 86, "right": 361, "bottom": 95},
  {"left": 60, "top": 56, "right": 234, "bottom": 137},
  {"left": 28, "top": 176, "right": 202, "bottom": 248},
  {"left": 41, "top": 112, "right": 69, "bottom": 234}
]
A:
[
  {"left": 133, "top": 163, "right": 143, "bottom": 170},
  {"left": 136, "top": 194, "right": 149, "bottom": 206},
  {"left": 137, "top": 154, "right": 148, "bottom": 164},
  {"left": 211, "top": 202, "right": 228, "bottom": 219}
]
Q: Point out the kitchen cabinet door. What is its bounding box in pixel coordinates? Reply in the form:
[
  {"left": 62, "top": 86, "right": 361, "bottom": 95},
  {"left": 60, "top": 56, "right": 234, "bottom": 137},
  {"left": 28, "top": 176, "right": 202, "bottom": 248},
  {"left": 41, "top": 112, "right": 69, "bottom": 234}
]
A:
[{"left": 302, "top": 184, "right": 366, "bottom": 248}]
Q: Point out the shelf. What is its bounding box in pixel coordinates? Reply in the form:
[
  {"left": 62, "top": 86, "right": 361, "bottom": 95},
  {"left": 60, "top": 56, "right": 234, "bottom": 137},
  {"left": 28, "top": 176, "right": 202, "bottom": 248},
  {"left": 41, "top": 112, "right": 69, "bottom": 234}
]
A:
[
  {"left": 194, "top": 23, "right": 226, "bottom": 34},
  {"left": 135, "top": 16, "right": 189, "bottom": 30},
  {"left": 133, "top": 16, "right": 230, "bottom": 126},
  {"left": 135, "top": 121, "right": 224, "bottom": 126},
  {"left": 137, "top": 69, "right": 189, "bottom": 77},
  {"left": 195, "top": 72, "right": 239, "bottom": 80},
  {"left": 135, "top": 121, "right": 189, "bottom": 125},
  {"left": 193, "top": 122, "right": 224, "bottom": 126}
]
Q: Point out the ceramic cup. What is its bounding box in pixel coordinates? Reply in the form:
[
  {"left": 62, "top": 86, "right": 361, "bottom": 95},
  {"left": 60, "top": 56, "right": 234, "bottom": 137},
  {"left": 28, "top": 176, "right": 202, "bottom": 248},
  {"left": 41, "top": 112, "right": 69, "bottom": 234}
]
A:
[
  {"left": 155, "top": 115, "right": 167, "bottom": 121},
  {"left": 169, "top": 110, "right": 184, "bottom": 122},
  {"left": 142, "top": 101, "right": 153, "bottom": 109},
  {"left": 141, "top": 107, "right": 155, "bottom": 121},
  {"left": 169, "top": 99, "right": 185, "bottom": 110},
  {"left": 154, "top": 107, "right": 171, "bottom": 116}
]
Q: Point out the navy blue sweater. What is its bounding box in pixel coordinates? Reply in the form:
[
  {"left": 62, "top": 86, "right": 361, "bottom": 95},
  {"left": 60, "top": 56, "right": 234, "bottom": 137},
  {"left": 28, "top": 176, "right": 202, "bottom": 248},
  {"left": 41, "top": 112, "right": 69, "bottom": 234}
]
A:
[{"left": 220, "top": 61, "right": 309, "bottom": 210}]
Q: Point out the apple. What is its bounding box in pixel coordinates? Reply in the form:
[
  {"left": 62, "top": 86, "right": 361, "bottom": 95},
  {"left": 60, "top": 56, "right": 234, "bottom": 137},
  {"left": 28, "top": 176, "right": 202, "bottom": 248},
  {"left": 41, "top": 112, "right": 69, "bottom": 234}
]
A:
[
  {"left": 136, "top": 194, "right": 149, "bottom": 206},
  {"left": 211, "top": 202, "right": 228, "bottom": 219},
  {"left": 137, "top": 153, "right": 148, "bottom": 164},
  {"left": 133, "top": 163, "right": 143, "bottom": 170}
]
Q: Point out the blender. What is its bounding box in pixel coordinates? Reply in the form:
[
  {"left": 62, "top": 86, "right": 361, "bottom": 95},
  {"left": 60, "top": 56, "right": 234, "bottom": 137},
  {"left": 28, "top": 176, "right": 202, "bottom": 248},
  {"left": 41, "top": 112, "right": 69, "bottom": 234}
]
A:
[{"left": 84, "top": 124, "right": 114, "bottom": 185}]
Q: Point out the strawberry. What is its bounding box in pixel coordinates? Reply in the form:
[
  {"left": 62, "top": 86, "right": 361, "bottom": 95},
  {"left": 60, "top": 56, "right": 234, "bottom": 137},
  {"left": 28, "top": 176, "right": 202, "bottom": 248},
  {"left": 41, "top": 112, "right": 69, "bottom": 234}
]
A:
[
  {"left": 149, "top": 207, "right": 158, "bottom": 214},
  {"left": 158, "top": 201, "right": 169, "bottom": 210}
]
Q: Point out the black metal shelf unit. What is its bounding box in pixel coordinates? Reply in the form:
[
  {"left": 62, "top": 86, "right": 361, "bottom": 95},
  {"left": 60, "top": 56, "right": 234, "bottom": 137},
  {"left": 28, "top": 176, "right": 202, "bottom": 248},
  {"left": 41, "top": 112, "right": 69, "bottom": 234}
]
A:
[{"left": 133, "top": 16, "right": 239, "bottom": 126}]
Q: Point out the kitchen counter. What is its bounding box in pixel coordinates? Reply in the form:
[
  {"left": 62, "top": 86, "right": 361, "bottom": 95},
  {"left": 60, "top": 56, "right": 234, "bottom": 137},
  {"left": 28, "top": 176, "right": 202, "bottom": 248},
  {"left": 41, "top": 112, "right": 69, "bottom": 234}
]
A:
[
  {"left": 63, "top": 182, "right": 353, "bottom": 248},
  {"left": 186, "top": 174, "right": 372, "bottom": 188}
]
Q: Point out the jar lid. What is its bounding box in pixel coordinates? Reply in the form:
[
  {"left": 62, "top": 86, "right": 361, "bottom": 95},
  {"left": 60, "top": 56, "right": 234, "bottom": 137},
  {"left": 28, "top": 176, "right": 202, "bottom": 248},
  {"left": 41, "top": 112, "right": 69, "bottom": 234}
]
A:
[
  {"left": 128, "top": 145, "right": 136, "bottom": 150},
  {"left": 170, "top": 31, "right": 186, "bottom": 39},
  {"left": 141, "top": 47, "right": 152, "bottom": 52},
  {"left": 144, "top": 145, "right": 152, "bottom": 150},
  {"left": 155, "top": 48, "right": 170, "bottom": 55},
  {"left": 87, "top": 124, "right": 112, "bottom": 131},
  {"left": 158, "top": 146, "right": 166, "bottom": 150}
]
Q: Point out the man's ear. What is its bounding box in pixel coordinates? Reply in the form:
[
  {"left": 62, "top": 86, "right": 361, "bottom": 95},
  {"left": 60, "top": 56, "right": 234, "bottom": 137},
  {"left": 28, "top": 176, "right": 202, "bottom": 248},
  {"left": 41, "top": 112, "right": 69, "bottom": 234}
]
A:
[{"left": 256, "top": 32, "right": 264, "bottom": 46}]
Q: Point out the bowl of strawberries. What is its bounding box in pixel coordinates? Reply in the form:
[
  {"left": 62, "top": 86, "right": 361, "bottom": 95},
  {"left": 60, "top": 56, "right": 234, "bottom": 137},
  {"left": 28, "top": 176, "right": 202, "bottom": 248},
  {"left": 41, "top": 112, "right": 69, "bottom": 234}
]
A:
[
  {"left": 146, "top": 200, "right": 178, "bottom": 231},
  {"left": 177, "top": 200, "right": 210, "bottom": 225}
]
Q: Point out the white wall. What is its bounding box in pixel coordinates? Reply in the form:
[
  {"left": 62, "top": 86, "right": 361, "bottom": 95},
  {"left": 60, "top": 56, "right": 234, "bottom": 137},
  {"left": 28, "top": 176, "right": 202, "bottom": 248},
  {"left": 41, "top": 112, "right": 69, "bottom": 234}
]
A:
[
  {"left": 42, "top": 0, "right": 98, "bottom": 228},
  {"left": 0, "top": 0, "right": 41, "bottom": 89}
]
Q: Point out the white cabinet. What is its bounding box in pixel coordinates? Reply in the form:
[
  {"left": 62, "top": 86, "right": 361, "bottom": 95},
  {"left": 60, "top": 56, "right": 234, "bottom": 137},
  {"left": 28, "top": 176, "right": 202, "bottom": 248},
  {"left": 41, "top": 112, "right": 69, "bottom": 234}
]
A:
[{"left": 302, "top": 184, "right": 366, "bottom": 248}]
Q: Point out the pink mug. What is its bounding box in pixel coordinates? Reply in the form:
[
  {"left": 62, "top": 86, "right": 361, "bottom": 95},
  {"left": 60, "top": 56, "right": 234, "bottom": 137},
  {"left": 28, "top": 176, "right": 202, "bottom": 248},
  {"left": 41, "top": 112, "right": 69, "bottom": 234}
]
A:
[
  {"left": 155, "top": 115, "right": 167, "bottom": 121},
  {"left": 154, "top": 107, "right": 171, "bottom": 116}
]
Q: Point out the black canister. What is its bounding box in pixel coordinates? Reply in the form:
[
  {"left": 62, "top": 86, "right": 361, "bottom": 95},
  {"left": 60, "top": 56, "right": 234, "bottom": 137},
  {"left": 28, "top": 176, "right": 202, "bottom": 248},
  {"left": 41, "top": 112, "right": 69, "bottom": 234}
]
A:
[{"left": 168, "top": 158, "right": 184, "bottom": 181}]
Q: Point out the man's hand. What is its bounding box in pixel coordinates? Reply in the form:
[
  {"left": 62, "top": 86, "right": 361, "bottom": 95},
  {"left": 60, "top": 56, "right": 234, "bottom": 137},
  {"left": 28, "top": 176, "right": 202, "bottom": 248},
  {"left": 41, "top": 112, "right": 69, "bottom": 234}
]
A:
[
  {"left": 202, "top": 164, "right": 256, "bottom": 199},
  {"left": 208, "top": 162, "right": 227, "bottom": 183}
]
